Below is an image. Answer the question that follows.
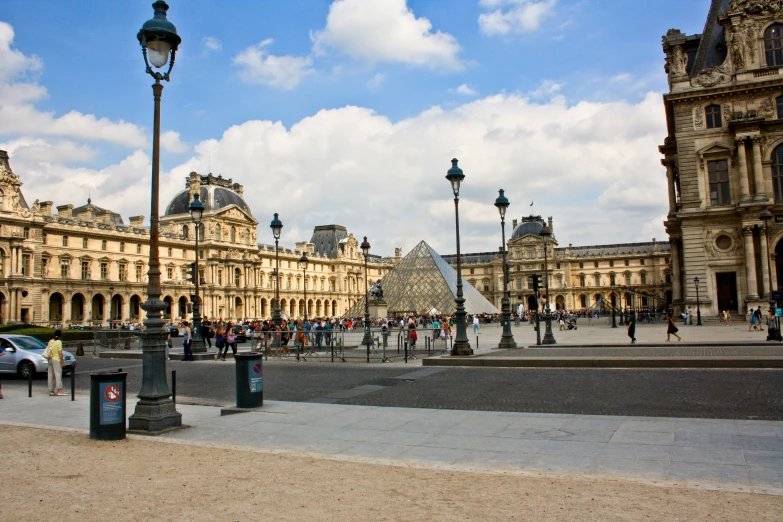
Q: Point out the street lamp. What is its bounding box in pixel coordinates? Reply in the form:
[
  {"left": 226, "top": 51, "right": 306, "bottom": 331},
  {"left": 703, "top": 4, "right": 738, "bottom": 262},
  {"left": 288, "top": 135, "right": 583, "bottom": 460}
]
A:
[
  {"left": 611, "top": 283, "right": 617, "bottom": 328},
  {"left": 539, "top": 223, "right": 556, "bottom": 345},
  {"left": 299, "top": 252, "right": 308, "bottom": 322},
  {"left": 109, "top": 284, "right": 115, "bottom": 324},
  {"left": 270, "top": 213, "right": 283, "bottom": 327},
  {"left": 694, "top": 276, "right": 702, "bottom": 326},
  {"left": 494, "top": 189, "right": 516, "bottom": 349},
  {"left": 445, "top": 159, "right": 473, "bottom": 356},
  {"left": 129, "top": 0, "right": 182, "bottom": 433},
  {"left": 189, "top": 193, "right": 206, "bottom": 352},
  {"left": 361, "top": 237, "right": 372, "bottom": 361},
  {"left": 760, "top": 207, "right": 780, "bottom": 340}
]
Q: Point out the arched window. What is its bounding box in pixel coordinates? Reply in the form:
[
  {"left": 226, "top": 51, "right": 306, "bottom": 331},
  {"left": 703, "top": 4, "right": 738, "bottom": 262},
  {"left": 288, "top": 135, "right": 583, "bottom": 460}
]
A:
[
  {"left": 772, "top": 145, "right": 783, "bottom": 201},
  {"left": 245, "top": 228, "right": 250, "bottom": 245},
  {"left": 235, "top": 268, "right": 241, "bottom": 287},
  {"left": 198, "top": 223, "right": 205, "bottom": 240},
  {"left": 765, "top": 24, "right": 783, "bottom": 66},
  {"left": 230, "top": 226, "right": 236, "bottom": 243},
  {"left": 215, "top": 224, "right": 221, "bottom": 240},
  {"left": 182, "top": 225, "right": 189, "bottom": 239},
  {"left": 705, "top": 104, "right": 722, "bottom": 129}
]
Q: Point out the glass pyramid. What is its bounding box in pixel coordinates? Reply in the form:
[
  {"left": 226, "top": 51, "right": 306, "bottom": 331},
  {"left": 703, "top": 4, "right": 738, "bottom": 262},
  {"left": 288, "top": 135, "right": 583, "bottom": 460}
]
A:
[{"left": 345, "top": 241, "right": 500, "bottom": 317}]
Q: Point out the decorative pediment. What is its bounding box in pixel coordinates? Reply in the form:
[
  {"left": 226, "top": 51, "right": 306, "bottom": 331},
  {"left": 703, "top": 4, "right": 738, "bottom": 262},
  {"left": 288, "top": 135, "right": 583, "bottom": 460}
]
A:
[
  {"left": 728, "top": 0, "right": 783, "bottom": 15},
  {"left": 213, "top": 205, "right": 257, "bottom": 224},
  {"left": 697, "top": 141, "right": 735, "bottom": 170}
]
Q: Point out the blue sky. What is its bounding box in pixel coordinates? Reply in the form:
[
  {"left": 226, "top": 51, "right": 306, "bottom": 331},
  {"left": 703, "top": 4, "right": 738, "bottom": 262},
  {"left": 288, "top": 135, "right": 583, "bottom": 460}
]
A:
[{"left": 0, "top": 0, "right": 713, "bottom": 254}]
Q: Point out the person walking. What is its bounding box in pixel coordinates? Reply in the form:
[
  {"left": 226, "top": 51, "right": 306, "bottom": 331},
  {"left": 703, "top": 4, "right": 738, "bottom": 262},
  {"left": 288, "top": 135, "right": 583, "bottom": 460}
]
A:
[
  {"left": 222, "top": 324, "right": 237, "bottom": 360},
  {"left": 666, "top": 313, "right": 682, "bottom": 342},
  {"left": 182, "top": 321, "right": 194, "bottom": 361},
  {"left": 687, "top": 306, "right": 693, "bottom": 326},
  {"left": 408, "top": 324, "right": 418, "bottom": 350},
  {"left": 200, "top": 316, "right": 212, "bottom": 349},
  {"left": 754, "top": 307, "right": 762, "bottom": 331},
  {"left": 46, "top": 330, "right": 65, "bottom": 396},
  {"left": 473, "top": 315, "right": 481, "bottom": 334},
  {"left": 627, "top": 314, "right": 636, "bottom": 344},
  {"left": 749, "top": 307, "right": 758, "bottom": 331},
  {"left": 214, "top": 324, "right": 225, "bottom": 360}
]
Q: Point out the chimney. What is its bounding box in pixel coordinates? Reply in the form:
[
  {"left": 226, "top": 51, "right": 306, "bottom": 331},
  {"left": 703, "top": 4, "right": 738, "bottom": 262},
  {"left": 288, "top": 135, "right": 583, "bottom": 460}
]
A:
[
  {"left": 95, "top": 209, "right": 112, "bottom": 224},
  {"left": 232, "top": 183, "right": 244, "bottom": 196},
  {"left": 512, "top": 219, "right": 518, "bottom": 228},
  {"left": 56, "top": 204, "right": 73, "bottom": 219},
  {"left": 547, "top": 216, "right": 553, "bottom": 233},
  {"left": 39, "top": 201, "right": 53, "bottom": 216},
  {"left": 652, "top": 237, "right": 656, "bottom": 242},
  {"left": 129, "top": 216, "right": 144, "bottom": 227}
]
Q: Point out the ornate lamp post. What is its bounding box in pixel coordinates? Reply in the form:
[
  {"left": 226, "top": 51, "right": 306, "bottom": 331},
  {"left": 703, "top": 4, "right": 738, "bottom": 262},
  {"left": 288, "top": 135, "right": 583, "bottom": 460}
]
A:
[
  {"left": 760, "top": 207, "right": 780, "bottom": 340},
  {"left": 445, "top": 159, "right": 473, "bottom": 355},
  {"left": 494, "top": 189, "right": 516, "bottom": 348},
  {"left": 694, "top": 276, "right": 702, "bottom": 326},
  {"left": 189, "top": 193, "right": 205, "bottom": 352},
  {"left": 299, "top": 252, "right": 308, "bottom": 322},
  {"left": 539, "top": 223, "right": 556, "bottom": 345},
  {"left": 129, "top": 0, "right": 182, "bottom": 433},
  {"left": 270, "top": 213, "right": 283, "bottom": 327},
  {"left": 109, "top": 284, "right": 115, "bottom": 324},
  {"left": 611, "top": 283, "right": 617, "bottom": 328},
  {"left": 361, "top": 237, "right": 373, "bottom": 360}
]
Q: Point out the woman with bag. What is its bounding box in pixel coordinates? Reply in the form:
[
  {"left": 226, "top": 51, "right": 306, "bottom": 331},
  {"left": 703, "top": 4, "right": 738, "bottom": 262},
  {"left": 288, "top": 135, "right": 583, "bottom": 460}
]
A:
[
  {"left": 666, "top": 313, "right": 682, "bottom": 342},
  {"left": 627, "top": 314, "right": 636, "bottom": 344},
  {"left": 214, "top": 324, "right": 225, "bottom": 360},
  {"left": 222, "top": 324, "right": 237, "bottom": 361},
  {"left": 45, "top": 330, "right": 64, "bottom": 396},
  {"left": 408, "top": 324, "right": 418, "bottom": 350}
]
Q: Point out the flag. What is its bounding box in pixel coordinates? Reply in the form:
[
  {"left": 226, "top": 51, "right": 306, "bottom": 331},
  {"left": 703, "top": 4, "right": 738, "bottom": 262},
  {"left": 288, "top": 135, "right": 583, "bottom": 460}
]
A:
[{"left": 530, "top": 200, "right": 533, "bottom": 206}]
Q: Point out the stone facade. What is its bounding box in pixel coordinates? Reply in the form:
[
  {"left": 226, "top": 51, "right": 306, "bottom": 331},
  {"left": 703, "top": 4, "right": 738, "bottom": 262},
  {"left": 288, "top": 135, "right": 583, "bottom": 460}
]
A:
[
  {"left": 0, "top": 150, "right": 394, "bottom": 325},
  {"left": 443, "top": 215, "right": 672, "bottom": 313},
  {"left": 661, "top": 0, "right": 783, "bottom": 317}
]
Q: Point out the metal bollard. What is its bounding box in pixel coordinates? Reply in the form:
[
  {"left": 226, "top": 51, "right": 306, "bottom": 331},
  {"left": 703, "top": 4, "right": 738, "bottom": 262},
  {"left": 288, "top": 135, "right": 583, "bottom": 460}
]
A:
[
  {"left": 171, "top": 370, "right": 176, "bottom": 403},
  {"left": 476, "top": 336, "right": 479, "bottom": 351},
  {"left": 71, "top": 370, "right": 75, "bottom": 401},
  {"left": 404, "top": 339, "right": 408, "bottom": 364}
]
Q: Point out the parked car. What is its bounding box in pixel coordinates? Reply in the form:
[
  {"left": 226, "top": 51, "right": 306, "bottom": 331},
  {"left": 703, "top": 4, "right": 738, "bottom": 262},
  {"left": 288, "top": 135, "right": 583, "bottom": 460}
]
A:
[
  {"left": 0, "top": 335, "right": 76, "bottom": 378},
  {"left": 231, "top": 325, "right": 247, "bottom": 343}
]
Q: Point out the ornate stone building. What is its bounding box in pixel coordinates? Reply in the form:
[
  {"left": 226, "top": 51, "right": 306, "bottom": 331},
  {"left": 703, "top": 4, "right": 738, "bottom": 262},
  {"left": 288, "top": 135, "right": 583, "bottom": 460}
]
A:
[
  {"left": 661, "top": 0, "right": 783, "bottom": 317},
  {"left": 0, "top": 150, "right": 393, "bottom": 325},
  {"left": 443, "top": 215, "right": 672, "bottom": 313}
]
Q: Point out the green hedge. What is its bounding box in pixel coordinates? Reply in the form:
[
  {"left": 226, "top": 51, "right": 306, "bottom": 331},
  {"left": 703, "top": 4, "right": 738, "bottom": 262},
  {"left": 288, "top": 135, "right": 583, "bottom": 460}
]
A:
[{"left": 0, "top": 324, "right": 94, "bottom": 342}]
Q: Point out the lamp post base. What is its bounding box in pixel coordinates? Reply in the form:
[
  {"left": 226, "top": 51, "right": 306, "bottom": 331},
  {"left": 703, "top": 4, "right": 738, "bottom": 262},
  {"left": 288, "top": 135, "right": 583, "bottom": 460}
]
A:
[
  {"left": 542, "top": 313, "right": 557, "bottom": 345},
  {"left": 451, "top": 339, "right": 474, "bottom": 356},
  {"left": 128, "top": 398, "right": 183, "bottom": 433},
  {"left": 498, "top": 332, "right": 517, "bottom": 349}
]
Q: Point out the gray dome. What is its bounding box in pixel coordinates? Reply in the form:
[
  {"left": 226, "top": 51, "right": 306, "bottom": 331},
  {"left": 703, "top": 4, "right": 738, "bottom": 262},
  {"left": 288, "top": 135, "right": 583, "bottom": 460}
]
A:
[
  {"left": 511, "top": 220, "right": 543, "bottom": 239},
  {"left": 165, "top": 186, "right": 252, "bottom": 216}
]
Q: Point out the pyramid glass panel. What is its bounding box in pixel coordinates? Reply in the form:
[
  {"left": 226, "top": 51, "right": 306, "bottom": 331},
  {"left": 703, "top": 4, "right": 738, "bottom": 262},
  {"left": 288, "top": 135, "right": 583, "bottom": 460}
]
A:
[{"left": 345, "top": 241, "right": 499, "bottom": 317}]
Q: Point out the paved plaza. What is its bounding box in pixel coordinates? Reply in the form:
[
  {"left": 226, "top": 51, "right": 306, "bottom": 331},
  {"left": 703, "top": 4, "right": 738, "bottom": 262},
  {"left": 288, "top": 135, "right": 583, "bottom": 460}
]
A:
[{"left": 2, "top": 384, "right": 782, "bottom": 496}]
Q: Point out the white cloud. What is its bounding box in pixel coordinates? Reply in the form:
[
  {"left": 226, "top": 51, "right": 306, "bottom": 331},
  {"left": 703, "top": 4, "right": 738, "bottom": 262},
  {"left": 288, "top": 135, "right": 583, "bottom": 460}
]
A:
[
  {"left": 611, "top": 73, "right": 632, "bottom": 83},
  {"left": 127, "top": 90, "right": 668, "bottom": 254},
  {"left": 0, "top": 21, "right": 42, "bottom": 82},
  {"left": 202, "top": 36, "right": 222, "bottom": 51},
  {"left": 367, "top": 73, "right": 385, "bottom": 88},
  {"left": 455, "top": 83, "right": 478, "bottom": 96},
  {"left": 312, "top": 0, "right": 462, "bottom": 71},
  {"left": 161, "top": 130, "right": 190, "bottom": 154},
  {"left": 233, "top": 39, "right": 314, "bottom": 89},
  {"left": 478, "top": 0, "right": 556, "bottom": 36},
  {"left": 528, "top": 79, "right": 563, "bottom": 98}
]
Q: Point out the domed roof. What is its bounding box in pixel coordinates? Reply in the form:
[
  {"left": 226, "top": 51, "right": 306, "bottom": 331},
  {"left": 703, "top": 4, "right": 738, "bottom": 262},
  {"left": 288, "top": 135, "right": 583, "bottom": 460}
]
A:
[
  {"left": 165, "top": 185, "right": 252, "bottom": 217},
  {"left": 511, "top": 217, "right": 543, "bottom": 239}
]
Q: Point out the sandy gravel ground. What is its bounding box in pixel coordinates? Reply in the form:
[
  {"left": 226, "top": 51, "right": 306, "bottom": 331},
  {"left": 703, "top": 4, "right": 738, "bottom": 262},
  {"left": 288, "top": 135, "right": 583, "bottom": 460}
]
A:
[{"left": 2, "top": 425, "right": 781, "bottom": 522}]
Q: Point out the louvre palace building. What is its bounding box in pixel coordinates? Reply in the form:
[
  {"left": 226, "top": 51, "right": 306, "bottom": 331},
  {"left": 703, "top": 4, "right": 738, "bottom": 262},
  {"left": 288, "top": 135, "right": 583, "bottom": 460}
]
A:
[
  {"left": 0, "top": 149, "right": 394, "bottom": 325},
  {"left": 661, "top": 0, "right": 783, "bottom": 317}
]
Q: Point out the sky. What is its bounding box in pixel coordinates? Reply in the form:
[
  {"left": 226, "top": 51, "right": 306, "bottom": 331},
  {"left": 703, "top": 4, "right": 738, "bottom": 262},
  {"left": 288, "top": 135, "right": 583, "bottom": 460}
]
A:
[{"left": 0, "top": 0, "right": 712, "bottom": 256}]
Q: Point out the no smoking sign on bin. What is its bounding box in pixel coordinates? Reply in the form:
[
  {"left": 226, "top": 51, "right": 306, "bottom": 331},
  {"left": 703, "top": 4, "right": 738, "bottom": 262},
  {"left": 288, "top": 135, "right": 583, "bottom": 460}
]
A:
[{"left": 249, "top": 361, "right": 263, "bottom": 393}]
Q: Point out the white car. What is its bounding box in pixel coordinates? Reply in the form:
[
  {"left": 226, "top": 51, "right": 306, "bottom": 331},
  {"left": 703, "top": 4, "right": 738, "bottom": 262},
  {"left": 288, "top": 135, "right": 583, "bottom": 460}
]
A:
[{"left": 0, "top": 334, "right": 76, "bottom": 379}]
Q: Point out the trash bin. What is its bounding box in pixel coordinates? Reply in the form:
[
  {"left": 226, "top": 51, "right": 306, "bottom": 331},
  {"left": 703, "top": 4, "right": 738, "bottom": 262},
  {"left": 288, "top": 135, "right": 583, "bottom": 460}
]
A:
[
  {"left": 90, "top": 371, "right": 127, "bottom": 441},
  {"left": 235, "top": 353, "right": 263, "bottom": 408}
]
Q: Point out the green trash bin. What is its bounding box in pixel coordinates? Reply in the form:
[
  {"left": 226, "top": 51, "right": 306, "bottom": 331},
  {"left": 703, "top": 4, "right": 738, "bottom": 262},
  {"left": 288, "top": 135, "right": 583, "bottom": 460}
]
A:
[
  {"left": 235, "top": 353, "right": 263, "bottom": 408},
  {"left": 90, "top": 371, "right": 127, "bottom": 441}
]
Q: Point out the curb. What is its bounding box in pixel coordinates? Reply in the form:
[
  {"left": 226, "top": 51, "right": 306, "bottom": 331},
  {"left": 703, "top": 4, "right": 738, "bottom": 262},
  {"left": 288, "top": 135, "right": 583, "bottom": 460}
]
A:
[{"left": 422, "top": 356, "right": 783, "bottom": 369}]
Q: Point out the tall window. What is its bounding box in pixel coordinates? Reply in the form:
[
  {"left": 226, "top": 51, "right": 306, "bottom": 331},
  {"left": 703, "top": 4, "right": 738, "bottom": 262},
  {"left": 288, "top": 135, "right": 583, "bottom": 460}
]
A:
[
  {"left": 580, "top": 295, "right": 587, "bottom": 308},
  {"left": 765, "top": 24, "right": 783, "bottom": 66},
  {"left": 101, "top": 240, "right": 107, "bottom": 251},
  {"left": 708, "top": 159, "right": 731, "bottom": 206},
  {"left": 705, "top": 104, "right": 722, "bottom": 129},
  {"left": 594, "top": 274, "right": 601, "bottom": 286},
  {"left": 100, "top": 262, "right": 108, "bottom": 280},
  {"left": 217, "top": 270, "right": 223, "bottom": 285},
  {"left": 624, "top": 259, "right": 629, "bottom": 266},
  {"left": 236, "top": 269, "right": 242, "bottom": 287},
  {"left": 245, "top": 228, "right": 250, "bottom": 245},
  {"left": 119, "top": 263, "right": 127, "bottom": 282},
  {"left": 137, "top": 243, "right": 142, "bottom": 254},
  {"left": 230, "top": 226, "right": 236, "bottom": 243},
  {"left": 483, "top": 280, "right": 490, "bottom": 291},
  {"left": 167, "top": 267, "right": 174, "bottom": 279},
  {"left": 119, "top": 241, "right": 125, "bottom": 253},
  {"left": 594, "top": 261, "right": 599, "bottom": 268},
  {"left": 21, "top": 254, "right": 30, "bottom": 276},
  {"left": 772, "top": 145, "right": 783, "bottom": 201},
  {"left": 135, "top": 265, "right": 143, "bottom": 282},
  {"left": 60, "top": 259, "right": 69, "bottom": 278},
  {"left": 556, "top": 275, "right": 563, "bottom": 288},
  {"left": 23, "top": 227, "right": 29, "bottom": 239},
  {"left": 62, "top": 236, "right": 69, "bottom": 247},
  {"left": 579, "top": 275, "right": 585, "bottom": 287},
  {"left": 182, "top": 225, "right": 189, "bottom": 239},
  {"left": 640, "top": 259, "right": 645, "bottom": 265},
  {"left": 198, "top": 223, "right": 205, "bottom": 240},
  {"left": 42, "top": 232, "right": 47, "bottom": 244},
  {"left": 81, "top": 261, "right": 89, "bottom": 280},
  {"left": 82, "top": 238, "right": 88, "bottom": 248},
  {"left": 610, "top": 274, "right": 616, "bottom": 285},
  {"left": 527, "top": 247, "right": 534, "bottom": 259},
  {"left": 625, "top": 273, "right": 631, "bottom": 285},
  {"left": 777, "top": 96, "right": 783, "bottom": 120},
  {"left": 609, "top": 260, "right": 614, "bottom": 267},
  {"left": 640, "top": 272, "right": 647, "bottom": 285},
  {"left": 215, "top": 224, "right": 221, "bottom": 240}
]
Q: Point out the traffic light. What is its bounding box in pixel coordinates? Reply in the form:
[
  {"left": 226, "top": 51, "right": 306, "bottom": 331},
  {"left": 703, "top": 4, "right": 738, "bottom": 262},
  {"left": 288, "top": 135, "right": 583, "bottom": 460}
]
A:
[
  {"left": 531, "top": 274, "right": 541, "bottom": 292},
  {"left": 184, "top": 262, "right": 197, "bottom": 285}
]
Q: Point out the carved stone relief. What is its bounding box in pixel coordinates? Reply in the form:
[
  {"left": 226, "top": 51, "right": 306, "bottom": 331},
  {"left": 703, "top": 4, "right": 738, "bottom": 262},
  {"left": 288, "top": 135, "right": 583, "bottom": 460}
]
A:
[
  {"left": 731, "top": 31, "right": 745, "bottom": 69},
  {"left": 692, "top": 62, "right": 732, "bottom": 88},
  {"left": 758, "top": 97, "right": 775, "bottom": 118},
  {"left": 724, "top": 104, "right": 733, "bottom": 124},
  {"left": 729, "top": 0, "right": 783, "bottom": 15},
  {"left": 705, "top": 229, "right": 743, "bottom": 257},
  {"left": 694, "top": 106, "right": 704, "bottom": 129},
  {"left": 745, "top": 22, "right": 757, "bottom": 63}
]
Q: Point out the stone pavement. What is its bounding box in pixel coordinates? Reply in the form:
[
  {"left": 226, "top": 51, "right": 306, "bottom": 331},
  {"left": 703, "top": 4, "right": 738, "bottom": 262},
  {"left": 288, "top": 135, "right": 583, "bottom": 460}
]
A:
[{"left": 2, "top": 384, "right": 782, "bottom": 496}]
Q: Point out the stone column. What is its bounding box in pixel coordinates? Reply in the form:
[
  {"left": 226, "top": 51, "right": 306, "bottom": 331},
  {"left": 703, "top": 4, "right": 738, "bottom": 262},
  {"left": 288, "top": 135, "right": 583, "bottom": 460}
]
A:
[
  {"left": 10, "top": 247, "right": 16, "bottom": 275},
  {"left": 744, "top": 227, "right": 760, "bottom": 299},
  {"left": 63, "top": 299, "right": 72, "bottom": 324},
  {"left": 772, "top": 252, "right": 779, "bottom": 292},
  {"left": 663, "top": 159, "right": 677, "bottom": 212},
  {"left": 122, "top": 299, "right": 130, "bottom": 322},
  {"left": 752, "top": 137, "right": 768, "bottom": 201},
  {"left": 9, "top": 289, "right": 16, "bottom": 322},
  {"left": 760, "top": 228, "right": 772, "bottom": 298},
  {"left": 737, "top": 137, "right": 752, "bottom": 203},
  {"left": 16, "top": 290, "right": 22, "bottom": 321},
  {"left": 671, "top": 239, "right": 683, "bottom": 302}
]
